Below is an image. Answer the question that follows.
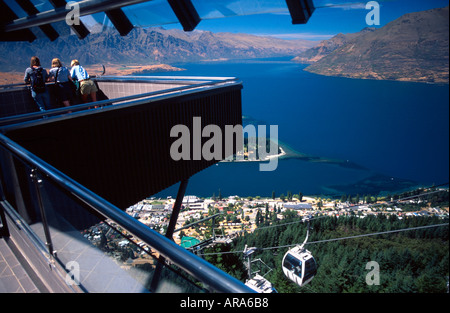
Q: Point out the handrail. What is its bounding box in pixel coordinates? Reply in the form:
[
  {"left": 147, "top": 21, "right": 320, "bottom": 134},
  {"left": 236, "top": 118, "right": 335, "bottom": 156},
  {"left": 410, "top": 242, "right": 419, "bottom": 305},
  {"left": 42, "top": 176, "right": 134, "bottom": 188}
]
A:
[
  {"left": 0, "top": 76, "right": 241, "bottom": 129},
  {"left": 0, "top": 132, "right": 253, "bottom": 293},
  {"left": 0, "top": 82, "right": 28, "bottom": 90}
]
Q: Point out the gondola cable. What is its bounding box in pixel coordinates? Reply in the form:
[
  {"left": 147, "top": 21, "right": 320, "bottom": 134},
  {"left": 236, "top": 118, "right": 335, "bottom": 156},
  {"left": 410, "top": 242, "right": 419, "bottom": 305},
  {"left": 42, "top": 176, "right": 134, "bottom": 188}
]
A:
[
  {"left": 200, "top": 220, "right": 448, "bottom": 289},
  {"left": 198, "top": 186, "right": 449, "bottom": 256},
  {"left": 196, "top": 185, "right": 448, "bottom": 288},
  {"left": 265, "top": 223, "right": 449, "bottom": 251},
  {"left": 199, "top": 222, "right": 449, "bottom": 256}
]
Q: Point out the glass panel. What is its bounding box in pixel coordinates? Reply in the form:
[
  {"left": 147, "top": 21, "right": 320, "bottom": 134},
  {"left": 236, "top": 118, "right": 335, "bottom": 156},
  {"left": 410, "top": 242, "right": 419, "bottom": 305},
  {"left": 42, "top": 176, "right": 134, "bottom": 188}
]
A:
[
  {"left": 29, "top": 0, "right": 54, "bottom": 12},
  {"left": 123, "top": 0, "right": 290, "bottom": 26},
  {"left": 0, "top": 143, "right": 206, "bottom": 293},
  {"left": 79, "top": 13, "right": 110, "bottom": 34},
  {"left": 3, "top": 0, "right": 315, "bottom": 39},
  {"left": 313, "top": 0, "right": 363, "bottom": 9},
  {"left": 283, "top": 253, "right": 303, "bottom": 278},
  {"left": 193, "top": 0, "right": 288, "bottom": 20},
  {"left": 123, "top": 0, "right": 179, "bottom": 28},
  {"left": 34, "top": 172, "right": 205, "bottom": 293},
  {"left": 303, "top": 257, "right": 317, "bottom": 281}
]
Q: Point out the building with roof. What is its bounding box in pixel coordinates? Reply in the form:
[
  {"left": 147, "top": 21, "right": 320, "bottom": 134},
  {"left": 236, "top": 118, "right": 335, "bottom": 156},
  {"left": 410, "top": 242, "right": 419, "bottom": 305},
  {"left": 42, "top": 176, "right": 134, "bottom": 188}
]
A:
[{"left": 284, "top": 203, "right": 313, "bottom": 210}]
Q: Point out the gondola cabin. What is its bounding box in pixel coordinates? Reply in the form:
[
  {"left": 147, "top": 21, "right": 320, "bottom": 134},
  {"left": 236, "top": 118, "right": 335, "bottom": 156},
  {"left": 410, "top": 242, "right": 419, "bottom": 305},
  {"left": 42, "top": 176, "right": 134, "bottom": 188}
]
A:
[
  {"left": 245, "top": 274, "right": 278, "bottom": 293},
  {"left": 282, "top": 245, "right": 317, "bottom": 287}
]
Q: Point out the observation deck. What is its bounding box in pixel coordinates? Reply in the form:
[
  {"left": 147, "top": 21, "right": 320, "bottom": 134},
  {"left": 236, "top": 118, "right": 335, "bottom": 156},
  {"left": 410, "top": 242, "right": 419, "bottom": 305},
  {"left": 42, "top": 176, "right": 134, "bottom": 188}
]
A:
[
  {"left": 0, "top": 75, "right": 250, "bottom": 293},
  {"left": 0, "top": 0, "right": 316, "bottom": 294}
]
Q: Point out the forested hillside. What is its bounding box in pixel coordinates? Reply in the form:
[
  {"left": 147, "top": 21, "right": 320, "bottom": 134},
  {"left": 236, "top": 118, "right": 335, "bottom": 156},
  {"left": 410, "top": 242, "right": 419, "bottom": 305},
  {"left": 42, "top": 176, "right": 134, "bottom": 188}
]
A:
[{"left": 204, "top": 214, "right": 449, "bottom": 293}]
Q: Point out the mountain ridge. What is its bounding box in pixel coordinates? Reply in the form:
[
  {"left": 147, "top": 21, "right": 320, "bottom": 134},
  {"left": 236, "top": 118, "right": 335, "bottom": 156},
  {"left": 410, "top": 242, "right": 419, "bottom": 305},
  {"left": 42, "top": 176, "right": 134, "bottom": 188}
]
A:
[
  {"left": 294, "top": 6, "right": 449, "bottom": 83},
  {"left": 292, "top": 27, "right": 376, "bottom": 64},
  {"left": 0, "top": 27, "right": 316, "bottom": 72}
]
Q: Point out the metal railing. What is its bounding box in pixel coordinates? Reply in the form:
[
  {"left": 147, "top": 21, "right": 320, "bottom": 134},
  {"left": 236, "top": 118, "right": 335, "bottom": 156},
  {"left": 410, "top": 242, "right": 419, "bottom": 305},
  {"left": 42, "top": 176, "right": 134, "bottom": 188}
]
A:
[
  {"left": 0, "top": 75, "right": 240, "bottom": 127},
  {"left": 0, "top": 130, "right": 253, "bottom": 293}
]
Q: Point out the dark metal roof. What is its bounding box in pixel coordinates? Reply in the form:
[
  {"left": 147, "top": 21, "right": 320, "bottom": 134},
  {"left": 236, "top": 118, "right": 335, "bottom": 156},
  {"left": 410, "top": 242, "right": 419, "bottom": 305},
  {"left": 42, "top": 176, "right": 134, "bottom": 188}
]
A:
[{"left": 0, "top": 0, "right": 315, "bottom": 42}]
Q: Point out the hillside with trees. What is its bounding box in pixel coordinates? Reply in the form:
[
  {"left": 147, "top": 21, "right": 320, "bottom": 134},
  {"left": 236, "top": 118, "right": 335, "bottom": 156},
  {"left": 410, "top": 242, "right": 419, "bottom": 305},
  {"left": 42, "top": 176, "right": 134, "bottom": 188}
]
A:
[{"left": 204, "top": 213, "right": 449, "bottom": 293}]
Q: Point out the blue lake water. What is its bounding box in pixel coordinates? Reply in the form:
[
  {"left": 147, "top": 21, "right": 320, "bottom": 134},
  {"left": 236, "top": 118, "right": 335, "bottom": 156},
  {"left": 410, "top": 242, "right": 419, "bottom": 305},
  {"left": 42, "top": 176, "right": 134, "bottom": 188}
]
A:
[{"left": 147, "top": 58, "right": 449, "bottom": 198}]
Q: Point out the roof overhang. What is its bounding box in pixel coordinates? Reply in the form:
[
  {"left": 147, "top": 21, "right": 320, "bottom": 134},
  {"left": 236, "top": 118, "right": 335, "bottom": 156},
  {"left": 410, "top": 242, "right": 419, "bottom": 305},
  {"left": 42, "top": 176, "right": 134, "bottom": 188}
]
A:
[{"left": 1, "top": 0, "right": 315, "bottom": 42}]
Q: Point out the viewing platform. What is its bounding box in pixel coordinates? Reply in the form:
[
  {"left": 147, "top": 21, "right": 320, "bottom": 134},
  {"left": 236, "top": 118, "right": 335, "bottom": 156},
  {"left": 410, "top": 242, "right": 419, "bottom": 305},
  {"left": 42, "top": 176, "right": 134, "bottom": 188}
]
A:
[
  {"left": 0, "top": 0, "right": 317, "bottom": 294},
  {"left": 0, "top": 75, "right": 251, "bottom": 293}
]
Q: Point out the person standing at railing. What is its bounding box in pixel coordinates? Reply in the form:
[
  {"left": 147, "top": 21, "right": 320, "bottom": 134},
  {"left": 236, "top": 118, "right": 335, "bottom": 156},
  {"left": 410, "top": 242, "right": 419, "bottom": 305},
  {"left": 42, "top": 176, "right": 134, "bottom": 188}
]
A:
[
  {"left": 49, "top": 58, "right": 73, "bottom": 109},
  {"left": 70, "top": 59, "right": 98, "bottom": 103},
  {"left": 24, "top": 56, "right": 51, "bottom": 112}
]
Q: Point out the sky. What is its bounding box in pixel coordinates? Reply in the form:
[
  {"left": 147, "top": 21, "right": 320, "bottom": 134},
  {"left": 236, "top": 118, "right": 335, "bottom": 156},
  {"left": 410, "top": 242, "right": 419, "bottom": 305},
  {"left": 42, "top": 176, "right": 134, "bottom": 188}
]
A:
[
  {"left": 4, "top": 0, "right": 449, "bottom": 42},
  {"left": 185, "top": 0, "right": 450, "bottom": 41}
]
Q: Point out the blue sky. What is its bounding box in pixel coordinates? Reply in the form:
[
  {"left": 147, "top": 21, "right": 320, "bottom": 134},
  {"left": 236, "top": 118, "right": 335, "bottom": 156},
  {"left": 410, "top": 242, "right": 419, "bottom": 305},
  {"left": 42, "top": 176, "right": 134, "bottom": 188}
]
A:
[
  {"left": 5, "top": 0, "right": 448, "bottom": 41},
  {"left": 188, "top": 0, "right": 449, "bottom": 41}
]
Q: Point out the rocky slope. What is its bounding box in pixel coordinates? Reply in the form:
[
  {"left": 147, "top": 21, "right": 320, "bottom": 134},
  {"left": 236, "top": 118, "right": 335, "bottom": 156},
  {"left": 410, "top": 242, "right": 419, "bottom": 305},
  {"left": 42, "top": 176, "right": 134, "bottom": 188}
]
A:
[
  {"left": 294, "top": 6, "right": 449, "bottom": 83},
  {"left": 292, "top": 28, "right": 376, "bottom": 64}
]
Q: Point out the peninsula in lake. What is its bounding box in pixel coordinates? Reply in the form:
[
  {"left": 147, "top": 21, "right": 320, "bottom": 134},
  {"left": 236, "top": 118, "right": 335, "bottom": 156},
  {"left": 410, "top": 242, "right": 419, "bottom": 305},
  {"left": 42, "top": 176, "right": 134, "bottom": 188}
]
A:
[{"left": 293, "top": 6, "right": 449, "bottom": 84}]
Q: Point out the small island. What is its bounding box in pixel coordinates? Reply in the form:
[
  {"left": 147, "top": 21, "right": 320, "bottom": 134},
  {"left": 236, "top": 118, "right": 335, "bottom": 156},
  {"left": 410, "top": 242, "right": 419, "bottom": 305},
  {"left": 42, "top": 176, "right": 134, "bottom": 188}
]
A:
[{"left": 222, "top": 134, "right": 366, "bottom": 172}]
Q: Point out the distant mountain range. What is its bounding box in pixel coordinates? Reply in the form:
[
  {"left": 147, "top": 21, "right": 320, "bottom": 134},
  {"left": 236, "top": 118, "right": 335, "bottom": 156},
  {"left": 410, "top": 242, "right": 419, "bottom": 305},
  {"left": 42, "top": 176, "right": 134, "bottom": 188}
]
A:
[
  {"left": 294, "top": 6, "right": 449, "bottom": 83},
  {"left": 0, "top": 27, "right": 315, "bottom": 72}
]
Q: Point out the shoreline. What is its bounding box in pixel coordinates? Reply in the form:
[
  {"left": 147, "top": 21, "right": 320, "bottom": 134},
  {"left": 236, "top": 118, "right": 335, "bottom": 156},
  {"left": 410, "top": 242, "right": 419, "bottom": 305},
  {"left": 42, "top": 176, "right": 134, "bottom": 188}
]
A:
[
  {"left": 221, "top": 139, "right": 366, "bottom": 172},
  {"left": 0, "top": 63, "right": 186, "bottom": 85},
  {"left": 274, "top": 140, "right": 368, "bottom": 171},
  {"left": 93, "top": 63, "right": 186, "bottom": 76},
  {"left": 302, "top": 65, "right": 450, "bottom": 85},
  {"left": 236, "top": 116, "right": 369, "bottom": 170}
]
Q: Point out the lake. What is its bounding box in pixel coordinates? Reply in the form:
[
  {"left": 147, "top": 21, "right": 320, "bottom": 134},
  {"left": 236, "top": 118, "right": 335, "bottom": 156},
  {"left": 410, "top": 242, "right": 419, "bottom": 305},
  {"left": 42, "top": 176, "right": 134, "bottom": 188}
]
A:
[{"left": 146, "top": 58, "right": 449, "bottom": 198}]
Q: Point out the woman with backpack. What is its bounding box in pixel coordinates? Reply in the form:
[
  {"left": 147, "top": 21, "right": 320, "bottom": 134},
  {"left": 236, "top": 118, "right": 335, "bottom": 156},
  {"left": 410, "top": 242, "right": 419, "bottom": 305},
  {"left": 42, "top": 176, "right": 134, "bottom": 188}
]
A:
[{"left": 24, "top": 56, "right": 51, "bottom": 112}]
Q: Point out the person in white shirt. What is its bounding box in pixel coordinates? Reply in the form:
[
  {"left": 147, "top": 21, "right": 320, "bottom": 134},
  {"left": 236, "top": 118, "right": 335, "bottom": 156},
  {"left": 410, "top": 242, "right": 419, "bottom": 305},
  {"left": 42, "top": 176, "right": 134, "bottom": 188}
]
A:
[{"left": 70, "top": 59, "right": 98, "bottom": 103}]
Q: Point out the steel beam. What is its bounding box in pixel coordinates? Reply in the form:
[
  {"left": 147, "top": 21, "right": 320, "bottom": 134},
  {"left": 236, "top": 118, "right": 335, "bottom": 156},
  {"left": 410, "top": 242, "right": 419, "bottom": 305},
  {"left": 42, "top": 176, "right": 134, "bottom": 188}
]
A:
[
  {"left": 105, "top": 8, "right": 134, "bottom": 36},
  {"left": 16, "top": 0, "right": 59, "bottom": 41},
  {"left": 165, "top": 179, "right": 189, "bottom": 240},
  {"left": 3, "top": 0, "right": 151, "bottom": 33},
  {"left": 167, "top": 0, "right": 200, "bottom": 31},
  {"left": 49, "top": 0, "right": 90, "bottom": 40},
  {"left": 285, "top": 0, "right": 315, "bottom": 24},
  {"left": 0, "top": 0, "right": 36, "bottom": 41}
]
